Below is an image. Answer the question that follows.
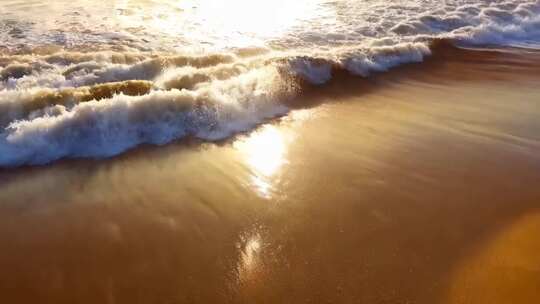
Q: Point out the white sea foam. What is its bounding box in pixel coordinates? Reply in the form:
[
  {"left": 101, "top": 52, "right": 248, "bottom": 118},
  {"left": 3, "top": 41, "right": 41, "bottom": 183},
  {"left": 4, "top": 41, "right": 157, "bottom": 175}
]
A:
[
  {"left": 0, "top": 67, "right": 289, "bottom": 166},
  {"left": 0, "top": 0, "right": 539, "bottom": 166}
]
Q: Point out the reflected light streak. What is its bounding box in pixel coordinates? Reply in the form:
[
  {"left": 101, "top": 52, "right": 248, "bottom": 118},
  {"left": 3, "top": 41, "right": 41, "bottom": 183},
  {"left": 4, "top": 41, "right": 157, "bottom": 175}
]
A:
[
  {"left": 234, "top": 125, "right": 288, "bottom": 198},
  {"left": 238, "top": 232, "right": 263, "bottom": 284}
]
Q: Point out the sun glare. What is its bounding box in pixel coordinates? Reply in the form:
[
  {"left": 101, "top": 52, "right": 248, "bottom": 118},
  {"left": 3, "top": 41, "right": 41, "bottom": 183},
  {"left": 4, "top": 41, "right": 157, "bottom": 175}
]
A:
[
  {"left": 183, "top": 0, "right": 318, "bottom": 39},
  {"left": 115, "top": 0, "right": 322, "bottom": 49},
  {"left": 234, "top": 125, "right": 288, "bottom": 198}
]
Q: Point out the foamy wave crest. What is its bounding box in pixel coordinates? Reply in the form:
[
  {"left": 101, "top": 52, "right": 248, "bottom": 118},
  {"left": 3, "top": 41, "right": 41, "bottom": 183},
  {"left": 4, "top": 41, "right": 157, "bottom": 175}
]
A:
[
  {"left": 0, "top": 52, "right": 238, "bottom": 90},
  {"left": 0, "top": 81, "right": 154, "bottom": 127},
  {"left": 451, "top": 2, "right": 540, "bottom": 47},
  {"left": 390, "top": 1, "right": 540, "bottom": 47},
  {"left": 2, "top": 0, "right": 540, "bottom": 167},
  {"left": 283, "top": 42, "right": 431, "bottom": 85},
  {"left": 0, "top": 42, "right": 439, "bottom": 166},
  {"left": 0, "top": 67, "right": 289, "bottom": 166}
]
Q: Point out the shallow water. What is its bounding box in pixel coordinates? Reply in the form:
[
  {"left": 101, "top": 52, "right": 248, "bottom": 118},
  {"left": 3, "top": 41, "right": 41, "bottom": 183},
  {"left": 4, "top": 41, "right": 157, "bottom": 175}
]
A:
[{"left": 2, "top": 0, "right": 540, "bottom": 52}]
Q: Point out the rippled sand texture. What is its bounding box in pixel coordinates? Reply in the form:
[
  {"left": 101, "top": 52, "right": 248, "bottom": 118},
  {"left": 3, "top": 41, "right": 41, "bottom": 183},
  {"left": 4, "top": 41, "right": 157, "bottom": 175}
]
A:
[{"left": 1, "top": 48, "right": 540, "bottom": 303}]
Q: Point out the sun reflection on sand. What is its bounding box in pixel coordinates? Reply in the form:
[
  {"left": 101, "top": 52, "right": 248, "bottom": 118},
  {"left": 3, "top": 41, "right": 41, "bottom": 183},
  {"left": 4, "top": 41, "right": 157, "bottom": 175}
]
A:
[
  {"left": 242, "top": 234, "right": 261, "bottom": 269},
  {"left": 234, "top": 125, "right": 288, "bottom": 198},
  {"left": 243, "top": 126, "right": 286, "bottom": 177},
  {"left": 236, "top": 230, "right": 265, "bottom": 286},
  {"left": 233, "top": 110, "right": 317, "bottom": 198}
]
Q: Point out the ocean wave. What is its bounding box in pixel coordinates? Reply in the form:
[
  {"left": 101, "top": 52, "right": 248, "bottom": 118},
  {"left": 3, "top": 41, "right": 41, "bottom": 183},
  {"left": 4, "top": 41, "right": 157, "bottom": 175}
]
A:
[
  {"left": 0, "top": 81, "right": 154, "bottom": 127},
  {"left": 0, "top": 66, "right": 290, "bottom": 166},
  {"left": 1, "top": 0, "right": 540, "bottom": 167},
  {"left": 421, "top": 1, "right": 540, "bottom": 47}
]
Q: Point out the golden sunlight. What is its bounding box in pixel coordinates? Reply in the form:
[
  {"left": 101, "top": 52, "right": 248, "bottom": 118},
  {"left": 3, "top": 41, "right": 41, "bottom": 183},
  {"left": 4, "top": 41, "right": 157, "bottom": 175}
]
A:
[
  {"left": 239, "top": 232, "right": 262, "bottom": 279},
  {"left": 234, "top": 125, "right": 288, "bottom": 198},
  {"left": 115, "top": 0, "right": 322, "bottom": 48},
  {"left": 182, "top": 0, "right": 318, "bottom": 36}
]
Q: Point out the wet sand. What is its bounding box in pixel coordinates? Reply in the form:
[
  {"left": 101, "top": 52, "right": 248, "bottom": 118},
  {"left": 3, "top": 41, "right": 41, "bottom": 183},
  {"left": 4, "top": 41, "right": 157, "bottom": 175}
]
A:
[{"left": 1, "top": 48, "right": 540, "bottom": 303}]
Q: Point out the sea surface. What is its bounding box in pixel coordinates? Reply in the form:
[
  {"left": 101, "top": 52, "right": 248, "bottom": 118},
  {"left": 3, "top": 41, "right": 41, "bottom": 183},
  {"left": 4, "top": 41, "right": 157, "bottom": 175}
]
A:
[{"left": 1, "top": 0, "right": 539, "bottom": 167}]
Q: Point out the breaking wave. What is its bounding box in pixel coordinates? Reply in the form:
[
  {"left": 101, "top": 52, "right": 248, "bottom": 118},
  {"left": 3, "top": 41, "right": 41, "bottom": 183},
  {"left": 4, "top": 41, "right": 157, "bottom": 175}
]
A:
[{"left": 0, "top": 0, "right": 539, "bottom": 167}]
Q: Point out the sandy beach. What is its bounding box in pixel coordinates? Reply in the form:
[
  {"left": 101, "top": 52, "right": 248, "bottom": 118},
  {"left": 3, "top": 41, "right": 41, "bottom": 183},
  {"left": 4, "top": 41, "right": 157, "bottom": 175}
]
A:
[{"left": 1, "top": 47, "right": 539, "bottom": 303}]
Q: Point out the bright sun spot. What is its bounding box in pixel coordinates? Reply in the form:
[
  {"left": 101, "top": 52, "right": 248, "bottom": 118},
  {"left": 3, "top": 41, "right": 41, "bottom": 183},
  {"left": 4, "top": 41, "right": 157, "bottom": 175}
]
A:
[
  {"left": 234, "top": 125, "right": 288, "bottom": 198},
  {"left": 242, "top": 126, "right": 286, "bottom": 177},
  {"left": 238, "top": 232, "right": 263, "bottom": 283},
  {"left": 115, "top": 0, "right": 322, "bottom": 48},
  {"left": 182, "top": 0, "right": 318, "bottom": 37}
]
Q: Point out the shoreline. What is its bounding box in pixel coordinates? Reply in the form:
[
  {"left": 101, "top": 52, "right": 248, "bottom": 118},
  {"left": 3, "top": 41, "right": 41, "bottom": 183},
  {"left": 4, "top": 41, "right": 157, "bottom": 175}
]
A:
[
  {"left": 2, "top": 43, "right": 540, "bottom": 172},
  {"left": 1, "top": 47, "right": 540, "bottom": 303}
]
